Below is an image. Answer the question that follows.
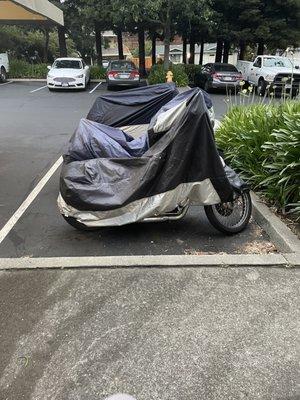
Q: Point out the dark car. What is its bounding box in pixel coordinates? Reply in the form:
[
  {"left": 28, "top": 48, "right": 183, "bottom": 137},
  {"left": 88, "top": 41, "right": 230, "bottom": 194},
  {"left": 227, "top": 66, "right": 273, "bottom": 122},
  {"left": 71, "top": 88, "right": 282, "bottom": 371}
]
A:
[
  {"left": 195, "top": 63, "right": 243, "bottom": 92},
  {"left": 106, "top": 60, "right": 140, "bottom": 89}
]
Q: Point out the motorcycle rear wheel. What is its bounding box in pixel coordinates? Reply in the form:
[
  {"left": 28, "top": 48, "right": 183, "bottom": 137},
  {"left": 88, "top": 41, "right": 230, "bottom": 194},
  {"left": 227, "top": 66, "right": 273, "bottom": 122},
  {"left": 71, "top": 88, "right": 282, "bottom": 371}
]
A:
[{"left": 204, "top": 191, "right": 252, "bottom": 234}]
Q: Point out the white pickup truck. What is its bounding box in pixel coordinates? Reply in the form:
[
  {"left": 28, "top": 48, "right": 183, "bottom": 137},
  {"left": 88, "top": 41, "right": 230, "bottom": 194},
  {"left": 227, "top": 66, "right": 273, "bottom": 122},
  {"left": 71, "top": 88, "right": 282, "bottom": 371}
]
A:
[
  {"left": 0, "top": 52, "right": 9, "bottom": 83},
  {"left": 237, "top": 55, "right": 300, "bottom": 96}
]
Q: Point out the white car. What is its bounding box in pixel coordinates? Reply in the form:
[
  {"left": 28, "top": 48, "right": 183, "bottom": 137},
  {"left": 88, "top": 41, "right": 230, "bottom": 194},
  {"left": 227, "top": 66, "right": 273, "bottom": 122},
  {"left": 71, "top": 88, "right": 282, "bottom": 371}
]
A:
[
  {"left": 47, "top": 57, "right": 90, "bottom": 90},
  {"left": 0, "top": 52, "right": 9, "bottom": 83}
]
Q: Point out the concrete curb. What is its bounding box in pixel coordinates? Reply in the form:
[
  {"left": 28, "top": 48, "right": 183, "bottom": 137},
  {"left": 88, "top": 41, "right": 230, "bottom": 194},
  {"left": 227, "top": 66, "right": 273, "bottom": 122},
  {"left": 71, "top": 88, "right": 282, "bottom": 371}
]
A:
[
  {"left": 11, "top": 78, "right": 46, "bottom": 82},
  {"left": 0, "top": 254, "right": 290, "bottom": 270},
  {"left": 251, "top": 192, "right": 300, "bottom": 254}
]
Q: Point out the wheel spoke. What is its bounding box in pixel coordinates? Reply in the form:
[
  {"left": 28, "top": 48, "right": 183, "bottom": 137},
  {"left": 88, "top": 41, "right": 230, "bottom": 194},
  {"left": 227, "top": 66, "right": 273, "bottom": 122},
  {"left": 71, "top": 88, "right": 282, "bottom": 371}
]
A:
[{"left": 212, "top": 193, "right": 248, "bottom": 228}]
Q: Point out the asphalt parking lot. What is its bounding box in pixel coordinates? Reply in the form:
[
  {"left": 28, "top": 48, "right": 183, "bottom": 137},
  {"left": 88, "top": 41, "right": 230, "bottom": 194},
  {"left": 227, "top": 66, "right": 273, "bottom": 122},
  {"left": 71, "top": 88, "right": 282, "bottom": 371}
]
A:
[
  {"left": 0, "top": 81, "right": 298, "bottom": 400},
  {"left": 0, "top": 80, "right": 276, "bottom": 258}
]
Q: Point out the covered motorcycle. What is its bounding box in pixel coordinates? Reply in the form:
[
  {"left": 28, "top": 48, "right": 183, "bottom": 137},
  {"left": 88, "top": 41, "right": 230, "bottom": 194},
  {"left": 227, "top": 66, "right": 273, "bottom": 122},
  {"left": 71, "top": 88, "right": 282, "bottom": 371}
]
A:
[{"left": 58, "top": 83, "right": 251, "bottom": 234}]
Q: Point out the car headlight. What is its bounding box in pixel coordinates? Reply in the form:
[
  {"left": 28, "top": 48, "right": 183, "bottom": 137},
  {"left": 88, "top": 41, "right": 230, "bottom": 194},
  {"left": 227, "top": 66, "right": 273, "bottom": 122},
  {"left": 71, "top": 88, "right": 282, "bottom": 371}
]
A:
[
  {"left": 47, "top": 74, "right": 54, "bottom": 78},
  {"left": 265, "top": 74, "right": 276, "bottom": 82},
  {"left": 76, "top": 74, "right": 84, "bottom": 78}
]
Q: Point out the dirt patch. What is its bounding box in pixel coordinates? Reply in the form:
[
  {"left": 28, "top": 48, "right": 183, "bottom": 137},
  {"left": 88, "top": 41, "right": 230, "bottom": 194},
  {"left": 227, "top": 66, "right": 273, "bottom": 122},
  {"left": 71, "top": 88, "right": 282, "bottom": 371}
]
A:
[{"left": 256, "top": 193, "right": 300, "bottom": 240}]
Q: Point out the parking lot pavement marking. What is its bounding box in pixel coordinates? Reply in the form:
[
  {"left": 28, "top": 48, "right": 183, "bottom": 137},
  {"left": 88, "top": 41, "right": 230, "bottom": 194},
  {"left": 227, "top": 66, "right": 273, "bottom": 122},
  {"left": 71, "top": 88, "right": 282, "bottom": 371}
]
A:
[
  {"left": 0, "top": 80, "right": 13, "bottom": 86},
  {"left": 30, "top": 85, "right": 48, "bottom": 93},
  {"left": 0, "top": 156, "right": 63, "bottom": 245},
  {"left": 89, "top": 82, "right": 102, "bottom": 94}
]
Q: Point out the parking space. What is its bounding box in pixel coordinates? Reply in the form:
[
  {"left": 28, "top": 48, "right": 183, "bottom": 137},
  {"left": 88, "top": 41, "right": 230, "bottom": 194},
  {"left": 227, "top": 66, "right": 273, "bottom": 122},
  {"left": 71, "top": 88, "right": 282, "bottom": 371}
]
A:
[
  {"left": 0, "top": 80, "right": 108, "bottom": 230},
  {"left": 0, "top": 81, "right": 277, "bottom": 258}
]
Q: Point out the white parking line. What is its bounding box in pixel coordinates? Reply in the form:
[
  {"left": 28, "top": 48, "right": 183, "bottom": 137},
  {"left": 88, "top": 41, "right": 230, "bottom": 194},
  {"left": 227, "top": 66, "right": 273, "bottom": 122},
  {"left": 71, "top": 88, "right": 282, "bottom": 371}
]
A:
[
  {"left": 0, "top": 156, "right": 63, "bottom": 244},
  {"left": 30, "top": 85, "right": 48, "bottom": 93},
  {"left": 0, "top": 80, "right": 13, "bottom": 86},
  {"left": 89, "top": 82, "right": 102, "bottom": 94}
]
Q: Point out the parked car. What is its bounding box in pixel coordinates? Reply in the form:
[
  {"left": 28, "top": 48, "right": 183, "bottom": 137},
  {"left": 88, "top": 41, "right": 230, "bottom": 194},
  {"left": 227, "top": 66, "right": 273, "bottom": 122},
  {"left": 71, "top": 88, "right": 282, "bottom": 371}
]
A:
[
  {"left": 0, "top": 52, "right": 9, "bottom": 83},
  {"left": 47, "top": 57, "right": 90, "bottom": 90},
  {"left": 195, "top": 63, "right": 243, "bottom": 92},
  {"left": 106, "top": 60, "right": 140, "bottom": 89},
  {"left": 237, "top": 55, "right": 300, "bottom": 96}
]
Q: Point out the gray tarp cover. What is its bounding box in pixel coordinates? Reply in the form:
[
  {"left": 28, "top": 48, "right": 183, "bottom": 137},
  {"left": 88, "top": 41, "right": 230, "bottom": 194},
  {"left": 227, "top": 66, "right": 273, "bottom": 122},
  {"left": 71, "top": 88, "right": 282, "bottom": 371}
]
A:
[{"left": 59, "top": 84, "right": 245, "bottom": 226}]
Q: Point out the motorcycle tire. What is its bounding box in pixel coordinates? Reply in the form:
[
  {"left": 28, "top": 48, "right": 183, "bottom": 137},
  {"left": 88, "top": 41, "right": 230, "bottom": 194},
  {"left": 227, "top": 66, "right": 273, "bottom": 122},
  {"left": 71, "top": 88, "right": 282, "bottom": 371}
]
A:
[{"left": 204, "top": 190, "right": 252, "bottom": 235}]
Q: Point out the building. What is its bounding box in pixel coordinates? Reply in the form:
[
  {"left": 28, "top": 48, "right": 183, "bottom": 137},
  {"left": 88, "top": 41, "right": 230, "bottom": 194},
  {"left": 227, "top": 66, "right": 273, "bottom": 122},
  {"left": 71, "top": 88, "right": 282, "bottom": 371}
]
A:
[
  {"left": 102, "top": 46, "right": 132, "bottom": 62},
  {"left": 156, "top": 43, "right": 238, "bottom": 65}
]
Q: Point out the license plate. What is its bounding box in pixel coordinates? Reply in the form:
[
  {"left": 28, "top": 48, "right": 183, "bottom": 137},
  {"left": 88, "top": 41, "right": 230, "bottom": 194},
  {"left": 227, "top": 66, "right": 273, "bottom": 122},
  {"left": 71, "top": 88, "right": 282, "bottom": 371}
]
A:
[
  {"left": 119, "top": 74, "right": 129, "bottom": 79},
  {"left": 223, "top": 77, "right": 232, "bottom": 81},
  {"left": 62, "top": 83, "right": 69, "bottom": 87}
]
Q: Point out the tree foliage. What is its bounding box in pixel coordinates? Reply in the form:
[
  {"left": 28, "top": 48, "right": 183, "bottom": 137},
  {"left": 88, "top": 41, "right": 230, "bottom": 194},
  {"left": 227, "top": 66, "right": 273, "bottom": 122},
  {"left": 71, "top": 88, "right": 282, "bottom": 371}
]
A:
[{"left": 1, "top": 0, "right": 300, "bottom": 65}]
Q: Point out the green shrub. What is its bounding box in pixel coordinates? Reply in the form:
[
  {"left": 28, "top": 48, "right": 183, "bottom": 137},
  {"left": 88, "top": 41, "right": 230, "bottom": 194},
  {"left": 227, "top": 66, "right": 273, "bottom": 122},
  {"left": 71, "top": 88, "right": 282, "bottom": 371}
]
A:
[
  {"left": 261, "top": 104, "right": 300, "bottom": 215},
  {"left": 148, "top": 64, "right": 188, "bottom": 87},
  {"left": 90, "top": 65, "right": 107, "bottom": 80},
  {"left": 9, "top": 58, "right": 48, "bottom": 78},
  {"left": 216, "top": 101, "right": 300, "bottom": 216},
  {"left": 182, "top": 64, "right": 202, "bottom": 85}
]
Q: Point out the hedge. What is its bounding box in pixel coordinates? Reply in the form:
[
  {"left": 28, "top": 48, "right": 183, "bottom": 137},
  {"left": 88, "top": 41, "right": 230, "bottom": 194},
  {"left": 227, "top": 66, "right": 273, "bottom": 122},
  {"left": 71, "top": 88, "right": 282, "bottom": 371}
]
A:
[
  {"left": 216, "top": 101, "right": 300, "bottom": 217},
  {"left": 9, "top": 58, "right": 48, "bottom": 79},
  {"left": 182, "top": 64, "right": 202, "bottom": 85},
  {"left": 90, "top": 65, "right": 107, "bottom": 80},
  {"left": 148, "top": 64, "right": 189, "bottom": 87}
]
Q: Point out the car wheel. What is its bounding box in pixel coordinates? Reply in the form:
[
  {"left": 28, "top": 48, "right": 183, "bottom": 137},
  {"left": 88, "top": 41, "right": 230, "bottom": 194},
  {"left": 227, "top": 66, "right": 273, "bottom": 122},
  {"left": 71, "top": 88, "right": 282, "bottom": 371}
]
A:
[
  {"left": 0, "top": 67, "right": 7, "bottom": 83},
  {"left": 257, "top": 78, "right": 266, "bottom": 96}
]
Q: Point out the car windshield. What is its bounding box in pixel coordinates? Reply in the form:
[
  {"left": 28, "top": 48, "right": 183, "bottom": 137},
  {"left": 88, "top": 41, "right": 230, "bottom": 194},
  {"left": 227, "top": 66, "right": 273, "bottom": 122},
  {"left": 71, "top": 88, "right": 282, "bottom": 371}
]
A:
[
  {"left": 53, "top": 60, "right": 81, "bottom": 69},
  {"left": 110, "top": 61, "right": 135, "bottom": 71},
  {"left": 263, "top": 57, "right": 292, "bottom": 68},
  {"left": 214, "top": 64, "right": 238, "bottom": 72}
]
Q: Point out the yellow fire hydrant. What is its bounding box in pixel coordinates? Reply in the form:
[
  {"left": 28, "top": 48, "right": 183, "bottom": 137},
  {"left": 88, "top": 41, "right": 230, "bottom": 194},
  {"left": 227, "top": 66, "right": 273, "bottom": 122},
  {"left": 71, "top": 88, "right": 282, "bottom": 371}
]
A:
[{"left": 166, "top": 70, "right": 173, "bottom": 82}]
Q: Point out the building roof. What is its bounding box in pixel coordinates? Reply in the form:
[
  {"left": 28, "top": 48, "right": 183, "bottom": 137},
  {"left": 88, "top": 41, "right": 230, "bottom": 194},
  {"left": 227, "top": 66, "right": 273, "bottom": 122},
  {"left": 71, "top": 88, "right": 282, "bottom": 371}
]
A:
[
  {"left": 0, "top": 0, "right": 64, "bottom": 26},
  {"left": 156, "top": 43, "right": 218, "bottom": 56},
  {"left": 102, "top": 30, "right": 117, "bottom": 38},
  {"left": 102, "top": 46, "right": 131, "bottom": 57}
]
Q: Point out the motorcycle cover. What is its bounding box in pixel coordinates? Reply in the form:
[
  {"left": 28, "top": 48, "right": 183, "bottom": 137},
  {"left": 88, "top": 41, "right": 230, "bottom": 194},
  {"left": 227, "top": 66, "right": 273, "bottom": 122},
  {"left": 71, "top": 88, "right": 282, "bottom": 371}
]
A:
[
  {"left": 58, "top": 86, "right": 236, "bottom": 227},
  {"left": 87, "top": 83, "right": 179, "bottom": 127}
]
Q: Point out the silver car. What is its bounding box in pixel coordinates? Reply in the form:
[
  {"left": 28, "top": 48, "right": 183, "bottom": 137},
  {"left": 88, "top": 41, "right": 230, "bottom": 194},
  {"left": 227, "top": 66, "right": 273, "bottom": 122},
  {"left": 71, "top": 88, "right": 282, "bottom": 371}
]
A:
[{"left": 106, "top": 60, "right": 140, "bottom": 89}]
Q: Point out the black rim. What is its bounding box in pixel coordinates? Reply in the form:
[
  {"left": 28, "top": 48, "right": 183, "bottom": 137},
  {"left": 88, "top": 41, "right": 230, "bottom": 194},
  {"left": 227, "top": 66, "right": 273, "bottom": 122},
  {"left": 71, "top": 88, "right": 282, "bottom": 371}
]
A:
[{"left": 211, "top": 192, "right": 250, "bottom": 229}]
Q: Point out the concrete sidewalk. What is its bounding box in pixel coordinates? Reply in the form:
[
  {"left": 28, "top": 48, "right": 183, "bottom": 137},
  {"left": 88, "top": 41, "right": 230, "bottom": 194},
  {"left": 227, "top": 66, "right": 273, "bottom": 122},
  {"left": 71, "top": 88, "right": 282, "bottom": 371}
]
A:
[{"left": 0, "top": 266, "right": 298, "bottom": 400}]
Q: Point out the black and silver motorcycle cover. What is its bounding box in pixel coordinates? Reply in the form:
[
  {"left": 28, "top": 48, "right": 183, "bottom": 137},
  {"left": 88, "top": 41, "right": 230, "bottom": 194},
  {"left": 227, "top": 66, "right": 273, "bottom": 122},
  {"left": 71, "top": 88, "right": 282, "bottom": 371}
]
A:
[
  {"left": 58, "top": 86, "right": 239, "bottom": 227},
  {"left": 87, "top": 83, "right": 179, "bottom": 126}
]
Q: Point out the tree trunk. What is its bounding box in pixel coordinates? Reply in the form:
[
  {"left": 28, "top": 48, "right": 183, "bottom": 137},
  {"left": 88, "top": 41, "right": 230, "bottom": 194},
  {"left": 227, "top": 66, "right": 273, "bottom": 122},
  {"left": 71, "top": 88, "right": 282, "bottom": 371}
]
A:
[
  {"left": 151, "top": 33, "right": 156, "bottom": 66},
  {"left": 95, "top": 24, "right": 103, "bottom": 66},
  {"left": 182, "top": 35, "right": 187, "bottom": 64},
  {"left": 58, "top": 26, "right": 67, "bottom": 57},
  {"left": 199, "top": 38, "right": 204, "bottom": 65},
  {"left": 239, "top": 40, "right": 245, "bottom": 60},
  {"left": 215, "top": 38, "right": 223, "bottom": 63},
  {"left": 223, "top": 40, "right": 230, "bottom": 63},
  {"left": 117, "top": 29, "right": 124, "bottom": 60},
  {"left": 138, "top": 26, "right": 146, "bottom": 77},
  {"left": 189, "top": 36, "right": 195, "bottom": 64},
  {"left": 257, "top": 41, "right": 264, "bottom": 55},
  {"left": 43, "top": 28, "right": 49, "bottom": 63},
  {"left": 163, "top": 2, "right": 171, "bottom": 71}
]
